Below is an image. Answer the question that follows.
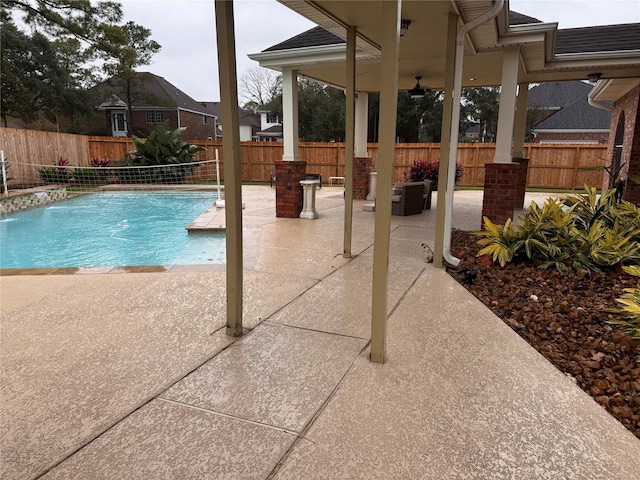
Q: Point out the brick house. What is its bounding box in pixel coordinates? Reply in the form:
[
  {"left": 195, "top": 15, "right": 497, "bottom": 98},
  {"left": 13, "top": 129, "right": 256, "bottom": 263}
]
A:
[
  {"left": 199, "top": 102, "right": 261, "bottom": 141},
  {"left": 528, "top": 81, "right": 611, "bottom": 144},
  {"left": 591, "top": 81, "right": 640, "bottom": 202},
  {"left": 94, "top": 72, "right": 217, "bottom": 140}
]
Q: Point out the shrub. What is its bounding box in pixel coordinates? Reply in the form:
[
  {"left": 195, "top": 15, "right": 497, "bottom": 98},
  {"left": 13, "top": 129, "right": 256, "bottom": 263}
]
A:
[
  {"left": 405, "top": 159, "right": 463, "bottom": 190},
  {"left": 608, "top": 265, "right": 640, "bottom": 355},
  {"left": 36, "top": 157, "right": 70, "bottom": 184},
  {"left": 72, "top": 167, "right": 101, "bottom": 185},
  {"left": 475, "top": 186, "right": 640, "bottom": 273},
  {"left": 91, "top": 158, "right": 111, "bottom": 168},
  {"left": 129, "top": 121, "right": 205, "bottom": 183}
]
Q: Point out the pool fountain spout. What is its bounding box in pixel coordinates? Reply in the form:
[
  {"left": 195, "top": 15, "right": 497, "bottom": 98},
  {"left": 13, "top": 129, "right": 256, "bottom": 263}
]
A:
[{"left": 34, "top": 191, "right": 53, "bottom": 207}]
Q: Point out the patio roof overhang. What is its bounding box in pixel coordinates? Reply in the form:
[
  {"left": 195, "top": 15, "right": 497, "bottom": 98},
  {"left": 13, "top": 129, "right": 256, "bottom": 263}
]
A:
[{"left": 247, "top": 0, "right": 640, "bottom": 92}]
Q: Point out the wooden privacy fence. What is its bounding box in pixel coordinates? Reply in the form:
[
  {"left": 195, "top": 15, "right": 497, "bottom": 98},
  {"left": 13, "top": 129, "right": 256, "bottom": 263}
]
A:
[{"left": 1, "top": 128, "right": 607, "bottom": 189}]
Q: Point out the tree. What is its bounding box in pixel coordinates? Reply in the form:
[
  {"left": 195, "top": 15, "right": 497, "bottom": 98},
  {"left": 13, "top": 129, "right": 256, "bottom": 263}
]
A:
[
  {"left": 366, "top": 90, "right": 464, "bottom": 143},
  {"left": 463, "top": 87, "right": 500, "bottom": 142},
  {"left": 239, "top": 67, "right": 282, "bottom": 112},
  {"left": 0, "top": 1, "right": 159, "bottom": 130},
  {"left": 0, "top": 13, "right": 91, "bottom": 127},
  {"left": 297, "top": 80, "right": 345, "bottom": 142}
]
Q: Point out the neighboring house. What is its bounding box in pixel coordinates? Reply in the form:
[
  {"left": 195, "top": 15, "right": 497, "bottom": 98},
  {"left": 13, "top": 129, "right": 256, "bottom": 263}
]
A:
[
  {"left": 94, "top": 72, "right": 217, "bottom": 140},
  {"left": 199, "top": 102, "right": 261, "bottom": 141},
  {"left": 255, "top": 111, "right": 283, "bottom": 142},
  {"left": 462, "top": 123, "right": 480, "bottom": 141},
  {"left": 528, "top": 81, "right": 611, "bottom": 143}
]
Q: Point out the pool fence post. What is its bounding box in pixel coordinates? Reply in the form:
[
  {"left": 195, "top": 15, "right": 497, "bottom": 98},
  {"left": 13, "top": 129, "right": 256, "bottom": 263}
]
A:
[
  {"left": 215, "top": 149, "right": 222, "bottom": 206},
  {"left": 1, "top": 150, "right": 7, "bottom": 196}
]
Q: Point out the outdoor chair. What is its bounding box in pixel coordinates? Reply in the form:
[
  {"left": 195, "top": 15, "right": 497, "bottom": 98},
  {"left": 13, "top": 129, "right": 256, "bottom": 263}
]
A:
[
  {"left": 391, "top": 182, "right": 425, "bottom": 216},
  {"left": 423, "top": 179, "right": 433, "bottom": 210}
]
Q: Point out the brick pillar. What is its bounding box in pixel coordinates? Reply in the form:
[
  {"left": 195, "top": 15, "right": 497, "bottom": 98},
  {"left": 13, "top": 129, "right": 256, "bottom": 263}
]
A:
[
  {"left": 512, "top": 157, "right": 529, "bottom": 209},
  {"left": 623, "top": 102, "right": 640, "bottom": 205},
  {"left": 353, "top": 156, "right": 372, "bottom": 200},
  {"left": 275, "top": 160, "right": 306, "bottom": 218},
  {"left": 482, "top": 163, "right": 519, "bottom": 225}
]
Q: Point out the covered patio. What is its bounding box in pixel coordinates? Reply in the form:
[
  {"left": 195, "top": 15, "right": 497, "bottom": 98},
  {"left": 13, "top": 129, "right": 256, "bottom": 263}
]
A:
[{"left": 220, "top": 0, "right": 640, "bottom": 362}]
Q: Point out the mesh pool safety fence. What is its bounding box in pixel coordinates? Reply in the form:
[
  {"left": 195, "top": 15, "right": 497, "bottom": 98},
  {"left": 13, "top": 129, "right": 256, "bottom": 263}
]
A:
[{"left": 3, "top": 159, "right": 220, "bottom": 192}]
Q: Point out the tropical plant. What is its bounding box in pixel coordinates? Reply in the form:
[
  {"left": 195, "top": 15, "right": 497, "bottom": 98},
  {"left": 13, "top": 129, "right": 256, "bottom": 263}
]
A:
[
  {"left": 405, "top": 159, "right": 463, "bottom": 189},
  {"left": 124, "top": 122, "right": 205, "bottom": 183},
  {"left": 475, "top": 187, "right": 640, "bottom": 272},
  {"left": 608, "top": 265, "right": 640, "bottom": 356},
  {"left": 91, "top": 158, "right": 111, "bottom": 168},
  {"left": 36, "top": 157, "right": 70, "bottom": 184}
]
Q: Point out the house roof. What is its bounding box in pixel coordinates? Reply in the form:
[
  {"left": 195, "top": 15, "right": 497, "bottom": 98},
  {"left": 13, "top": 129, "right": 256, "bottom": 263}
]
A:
[
  {"left": 527, "top": 81, "right": 593, "bottom": 109},
  {"left": 258, "top": 125, "right": 283, "bottom": 136},
  {"left": 263, "top": 26, "right": 344, "bottom": 52},
  {"left": 532, "top": 92, "right": 611, "bottom": 131},
  {"left": 555, "top": 24, "right": 640, "bottom": 55},
  {"left": 261, "top": 18, "right": 639, "bottom": 58},
  {"left": 250, "top": 1, "right": 640, "bottom": 93},
  {"left": 94, "top": 73, "right": 212, "bottom": 116},
  {"left": 200, "top": 102, "right": 261, "bottom": 127},
  {"left": 262, "top": 11, "right": 543, "bottom": 54},
  {"left": 508, "top": 11, "right": 542, "bottom": 25}
]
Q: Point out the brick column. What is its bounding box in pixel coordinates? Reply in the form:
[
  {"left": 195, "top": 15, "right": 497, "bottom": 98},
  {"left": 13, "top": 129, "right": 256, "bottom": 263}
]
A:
[
  {"left": 512, "top": 157, "right": 529, "bottom": 209},
  {"left": 623, "top": 101, "right": 640, "bottom": 205},
  {"left": 275, "top": 160, "right": 306, "bottom": 218},
  {"left": 482, "top": 163, "right": 519, "bottom": 225},
  {"left": 353, "top": 156, "right": 372, "bottom": 200}
]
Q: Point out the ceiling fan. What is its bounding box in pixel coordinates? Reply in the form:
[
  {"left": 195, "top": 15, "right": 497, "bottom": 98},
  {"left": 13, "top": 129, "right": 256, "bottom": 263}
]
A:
[{"left": 409, "top": 76, "right": 431, "bottom": 98}]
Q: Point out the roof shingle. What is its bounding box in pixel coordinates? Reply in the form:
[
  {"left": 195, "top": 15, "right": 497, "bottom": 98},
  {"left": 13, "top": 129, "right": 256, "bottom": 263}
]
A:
[{"left": 555, "top": 24, "right": 640, "bottom": 54}]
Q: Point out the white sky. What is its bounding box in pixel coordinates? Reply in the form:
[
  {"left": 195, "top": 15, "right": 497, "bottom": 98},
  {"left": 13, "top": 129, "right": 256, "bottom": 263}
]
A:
[{"left": 119, "top": 0, "right": 640, "bottom": 102}]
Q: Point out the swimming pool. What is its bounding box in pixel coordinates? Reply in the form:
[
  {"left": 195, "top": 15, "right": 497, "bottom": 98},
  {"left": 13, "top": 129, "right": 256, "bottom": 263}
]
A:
[{"left": 0, "top": 192, "right": 225, "bottom": 269}]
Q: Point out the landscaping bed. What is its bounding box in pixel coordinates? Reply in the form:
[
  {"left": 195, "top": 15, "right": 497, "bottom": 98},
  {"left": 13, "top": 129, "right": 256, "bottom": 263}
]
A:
[{"left": 449, "top": 229, "right": 640, "bottom": 439}]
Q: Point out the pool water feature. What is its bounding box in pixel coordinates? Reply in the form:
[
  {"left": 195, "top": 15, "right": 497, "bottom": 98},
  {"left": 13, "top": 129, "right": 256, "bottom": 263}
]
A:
[{"left": 0, "top": 192, "right": 225, "bottom": 269}]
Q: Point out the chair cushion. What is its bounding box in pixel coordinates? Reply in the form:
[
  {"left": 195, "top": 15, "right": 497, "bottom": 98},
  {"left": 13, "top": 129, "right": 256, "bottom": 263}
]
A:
[{"left": 391, "top": 194, "right": 402, "bottom": 202}]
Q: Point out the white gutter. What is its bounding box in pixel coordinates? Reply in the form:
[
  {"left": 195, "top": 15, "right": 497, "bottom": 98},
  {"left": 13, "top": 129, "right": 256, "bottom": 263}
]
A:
[
  {"left": 588, "top": 79, "right": 614, "bottom": 112},
  {"left": 443, "top": 0, "right": 505, "bottom": 266}
]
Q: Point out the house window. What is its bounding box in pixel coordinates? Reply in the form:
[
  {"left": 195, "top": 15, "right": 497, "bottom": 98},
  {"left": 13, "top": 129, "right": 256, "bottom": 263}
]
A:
[
  {"left": 146, "top": 110, "right": 164, "bottom": 124},
  {"left": 266, "top": 112, "right": 279, "bottom": 124},
  {"left": 202, "top": 116, "right": 207, "bottom": 125}
]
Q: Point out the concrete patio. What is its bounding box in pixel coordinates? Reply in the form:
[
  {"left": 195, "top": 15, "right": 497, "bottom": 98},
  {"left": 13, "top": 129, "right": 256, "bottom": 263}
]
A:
[{"left": 1, "top": 186, "right": 639, "bottom": 479}]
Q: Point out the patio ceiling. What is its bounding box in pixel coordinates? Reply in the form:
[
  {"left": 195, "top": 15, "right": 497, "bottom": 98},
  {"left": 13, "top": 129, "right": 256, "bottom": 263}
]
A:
[{"left": 256, "top": 0, "right": 640, "bottom": 92}]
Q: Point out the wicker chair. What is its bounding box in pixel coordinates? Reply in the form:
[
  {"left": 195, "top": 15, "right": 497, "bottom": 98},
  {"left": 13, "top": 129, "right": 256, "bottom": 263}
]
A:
[{"left": 391, "top": 182, "right": 425, "bottom": 216}]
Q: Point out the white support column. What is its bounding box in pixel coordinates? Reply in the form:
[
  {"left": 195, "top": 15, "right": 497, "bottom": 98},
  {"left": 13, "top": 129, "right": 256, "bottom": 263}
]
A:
[
  {"left": 370, "top": 0, "right": 400, "bottom": 364},
  {"left": 433, "top": 13, "right": 458, "bottom": 269},
  {"left": 494, "top": 47, "right": 520, "bottom": 164},
  {"left": 355, "top": 92, "right": 369, "bottom": 157},
  {"left": 214, "top": 0, "right": 243, "bottom": 337},
  {"left": 344, "top": 26, "right": 356, "bottom": 258},
  {"left": 512, "top": 83, "right": 529, "bottom": 158},
  {"left": 282, "top": 68, "right": 300, "bottom": 161}
]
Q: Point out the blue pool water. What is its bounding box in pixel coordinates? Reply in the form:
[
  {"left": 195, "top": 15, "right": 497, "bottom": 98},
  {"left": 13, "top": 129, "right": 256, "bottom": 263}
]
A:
[{"left": 0, "top": 192, "right": 225, "bottom": 269}]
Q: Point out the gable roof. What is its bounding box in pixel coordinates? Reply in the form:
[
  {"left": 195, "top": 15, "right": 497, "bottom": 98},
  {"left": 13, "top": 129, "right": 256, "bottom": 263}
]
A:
[
  {"left": 263, "top": 26, "right": 344, "bottom": 52},
  {"left": 508, "top": 11, "right": 542, "bottom": 25},
  {"left": 94, "top": 72, "right": 212, "bottom": 115},
  {"left": 527, "top": 81, "right": 611, "bottom": 131},
  {"left": 527, "top": 81, "right": 592, "bottom": 109}
]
